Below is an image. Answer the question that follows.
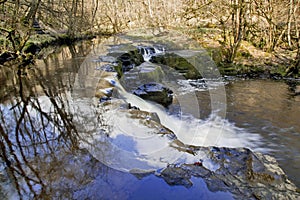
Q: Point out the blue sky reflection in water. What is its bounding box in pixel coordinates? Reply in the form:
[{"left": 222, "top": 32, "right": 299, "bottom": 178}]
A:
[
  {"left": 0, "top": 31, "right": 299, "bottom": 199},
  {"left": 73, "top": 169, "right": 233, "bottom": 200}
]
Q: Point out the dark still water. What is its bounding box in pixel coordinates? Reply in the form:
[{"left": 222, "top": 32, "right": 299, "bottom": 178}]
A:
[{"left": 0, "top": 36, "right": 299, "bottom": 199}]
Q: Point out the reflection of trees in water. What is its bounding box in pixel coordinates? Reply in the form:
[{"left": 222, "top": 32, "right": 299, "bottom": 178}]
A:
[{"left": 0, "top": 43, "right": 93, "bottom": 198}]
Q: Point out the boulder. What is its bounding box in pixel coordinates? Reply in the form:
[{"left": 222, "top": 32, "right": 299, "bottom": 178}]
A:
[
  {"left": 119, "top": 62, "right": 165, "bottom": 92},
  {"left": 157, "top": 146, "right": 300, "bottom": 199},
  {"left": 114, "top": 49, "right": 144, "bottom": 75},
  {"left": 133, "top": 83, "right": 173, "bottom": 107},
  {"left": 150, "top": 52, "right": 202, "bottom": 79}
]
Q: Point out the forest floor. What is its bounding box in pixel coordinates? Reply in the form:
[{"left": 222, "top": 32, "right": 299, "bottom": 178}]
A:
[{"left": 183, "top": 27, "right": 299, "bottom": 79}]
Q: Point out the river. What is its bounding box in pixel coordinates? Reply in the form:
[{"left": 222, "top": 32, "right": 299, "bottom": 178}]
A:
[
  {"left": 0, "top": 34, "right": 299, "bottom": 199},
  {"left": 167, "top": 78, "right": 300, "bottom": 188}
]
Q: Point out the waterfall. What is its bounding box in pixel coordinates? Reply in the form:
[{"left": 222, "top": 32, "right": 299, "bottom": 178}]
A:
[
  {"left": 115, "top": 81, "right": 260, "bottom": 149},
  {"left": 138, "top": 46, "right": 165, "bottom": 62}
]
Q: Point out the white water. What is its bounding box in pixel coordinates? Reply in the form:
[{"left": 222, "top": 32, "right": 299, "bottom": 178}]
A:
[
  {"left": 80, "top": 79, "right": 261, "bottom": 173},
  {"left": 115, "top": 81, "right": 261, "bottom": 149},
  {"left": 138, "top": 46, "right": 165, "bottom": 62}
]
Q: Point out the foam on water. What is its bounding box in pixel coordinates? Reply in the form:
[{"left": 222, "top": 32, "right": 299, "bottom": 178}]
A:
[
  {"left": 115, "top": 82, "right": 261, "bottom": 150},
  {"left": 138, "top": 46, "right": 165, "bottom": 62}
]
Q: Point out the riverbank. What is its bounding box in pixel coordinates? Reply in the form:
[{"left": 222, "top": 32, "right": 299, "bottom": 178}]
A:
[
  {"left": 0, "top": 31, "right": 112, "bottom": 66},
  {"left": 1, "top": 26, "right": 299, "bottom": 80},
  {"left": 182, "top": 27, "right": 299, "bottom": 79}
]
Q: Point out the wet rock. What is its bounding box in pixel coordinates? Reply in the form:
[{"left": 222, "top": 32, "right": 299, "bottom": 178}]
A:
[
  {"left": 286, "top": 80, "right": 300, "bottom": 96},
  {"left": 138, "top": 46, "right": 156, "bottom": 56},
  {"left": 97, "top": 64, "right": 117, "bottom": 72},
  {"left": 157, "top": 146, "right": 300, "bottom": 199},
  {"left": 98, "top": 55, "right": 117, "bottom": 63},
  {"left": 133, "top": 83, "right": 173, "bottom": 107},
  {"left": 127, "top": 103, "right": 140, "bottom": 110},
  {"left": 150, "top": 53, "right": 202, "bottom": 79},
  {"left": 120, "top": 62, "right": 165, "bottom": 92},
  {"left": 114, "top": 49, "right": 144, "bottom": 75},
  {"left": 126, "top": 109, "right": 175, "bottom": 138},
  {"left": 126, "top": 107, "right": 161, "bottom": 123},
  {"left": 129, "top": 168, "right": 155, "bottom": 180},
  {"left": 159, "top": 165, "right": 193, "bottom": 188},
  {"left": 99, "top": 96, "right": 111, "bottom": 103},
  {"left": 95, "top": 71, "right": 117, "bottom": 100},
  {"left": 137, "top": 45, "right": 165, "bottom": 61}
]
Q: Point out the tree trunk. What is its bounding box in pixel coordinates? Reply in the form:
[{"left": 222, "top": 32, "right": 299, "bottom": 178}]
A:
[
  {"left": 293, "top": 0, "right": 300, "bottom": 74},
  {"left": 227, "top": 0, "right": 245, "bottom": 63},
  {"left": 24, "top": 0, "right": 41, "bottom": 25},
  {"left": 147, "top": 0, "right": 153, "bottom": 18},
  {"left": 287, "top": 0, "right": 293, "bottom": 48}
]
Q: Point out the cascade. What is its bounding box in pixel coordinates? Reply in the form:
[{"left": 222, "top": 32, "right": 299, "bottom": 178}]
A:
[
  {"left": 138, "top": 46, "right": 165, "bottom": 62},
  {"left": 114, "top": 81, "right": 260, "bottom": 149}
]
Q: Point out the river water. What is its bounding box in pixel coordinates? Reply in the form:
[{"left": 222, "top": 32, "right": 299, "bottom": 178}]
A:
[
  {"left": 0, "top": 36, "right": 299, "bottom": 198},
  {"left": 196, "top": 79, "right": 300, "bottom": 188}
]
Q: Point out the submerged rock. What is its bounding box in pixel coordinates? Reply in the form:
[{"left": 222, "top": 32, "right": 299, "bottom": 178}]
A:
[{"left": 133, "top": 83, "right": 173, "bottom": 107}]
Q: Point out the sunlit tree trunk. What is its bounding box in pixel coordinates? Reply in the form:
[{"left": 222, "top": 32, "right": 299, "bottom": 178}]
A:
[
  {"left": 91, "top": 0, "right": 99, "bottom": 27},
  {"left": 226, "top": 0, "right": 246, "bottom": 63},
  {"left": 147, "top": 0, "right": 153, "bottom": 18},
  {"left": 287, "top": 0, "right": 293, "bottom": 48}
]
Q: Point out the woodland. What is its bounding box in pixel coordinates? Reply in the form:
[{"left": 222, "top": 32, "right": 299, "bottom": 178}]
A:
[{"left": 0, "top": 0, "right": 300, "bottom": 76}]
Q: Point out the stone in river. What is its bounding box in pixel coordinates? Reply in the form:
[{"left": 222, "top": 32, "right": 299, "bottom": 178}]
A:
[{"left": 133, "top": 82, "right": 173, "bottom": 107}]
